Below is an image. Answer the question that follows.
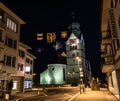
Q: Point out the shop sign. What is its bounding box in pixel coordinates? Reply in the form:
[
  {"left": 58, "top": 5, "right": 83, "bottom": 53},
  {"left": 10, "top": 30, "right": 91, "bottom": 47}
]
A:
[{"left": 109, "top": 9, "right": 118, "bottom": 39}]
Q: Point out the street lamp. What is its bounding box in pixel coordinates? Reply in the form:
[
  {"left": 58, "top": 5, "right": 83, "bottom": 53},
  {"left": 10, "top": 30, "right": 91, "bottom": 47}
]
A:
[{"left": 76, "top": 57, "right": 85, "bottom": 94}]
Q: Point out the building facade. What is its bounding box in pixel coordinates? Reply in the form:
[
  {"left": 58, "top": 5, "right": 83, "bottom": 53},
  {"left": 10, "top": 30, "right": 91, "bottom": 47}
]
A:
[
  {"left": 11, "top": 42, "right": 36, "bottom": 93},
  {"left": 39, "top": 22, "right": 92, "bottom": 86},
  {"left": 101, "top": 0, "right": 120, "bottom": 99},
  {"left": 40, "top": 64, "right": 66, "bottom": 84},
  {"left": 0, "top": 2, "right": 25, "bottom": 93},
  {"left": 66, "top": 22, "right": 92, "bottom": 86},
  {"left": 0, "top": 2, "right": 36, "bottom": 94}
]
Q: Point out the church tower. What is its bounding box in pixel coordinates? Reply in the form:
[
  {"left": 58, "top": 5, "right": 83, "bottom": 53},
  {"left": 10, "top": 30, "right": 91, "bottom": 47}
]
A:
[{"left": 65, "top": 22, "right": 86, "bottom": 86}]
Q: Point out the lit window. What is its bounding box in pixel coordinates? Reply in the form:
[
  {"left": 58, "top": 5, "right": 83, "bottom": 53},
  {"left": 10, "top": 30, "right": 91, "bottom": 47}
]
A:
[
  {"left": 12, "top": 81, "right": 17, "bottom": 90},
  {"left": 6, "top": 18, "right": 17, "bottom": 32}
]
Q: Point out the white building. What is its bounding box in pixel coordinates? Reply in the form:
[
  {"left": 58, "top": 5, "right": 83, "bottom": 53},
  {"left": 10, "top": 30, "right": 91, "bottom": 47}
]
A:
[
  {"left": 101, "top": 0, "right": 120, "bottom": 99},
  {"left": 40, "top": 64, "right": 66, "bottom": 84}
]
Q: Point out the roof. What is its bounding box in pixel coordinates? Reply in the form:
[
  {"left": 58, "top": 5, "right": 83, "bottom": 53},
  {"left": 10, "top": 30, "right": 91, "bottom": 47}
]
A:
[
  {"left": 0, "top": 2, "right": 25, "bottom": 24},
  {"left": 51, "top": 54, "right": 66, "bottom": 64},
  {"left": 19, "top": 42, "right": 32, "bottom": 50},
  {"left": 26, "top": 52, "right": 37, "bottom": 59}
]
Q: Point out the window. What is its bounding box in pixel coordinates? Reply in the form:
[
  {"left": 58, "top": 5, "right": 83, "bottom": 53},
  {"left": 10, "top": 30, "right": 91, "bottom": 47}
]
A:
[
  {"left": 18, "top": 64, "right": 23, "bottom": 71},
  {"left": 19, "top": 50, "right": 25, "bottom": 58},
  {"left": 25, "top": 66, "right": 30, "bottom": 73},
  {"left": 0, "top": 9, "right": 4, "bottom": 22},
  {"left": 6, "top": 56, "right": 11, "bottom": 66},
  {"left": 73, "top": 59, "right": 75, "bottom": 63},
  {"left": 8, "top": 37, "right": 13, "bottom": 47},
  {"left": 72, "top": 53, "right": 75, "bottom": 57},
  {"left": 26, "top": 58, "right": 32, "bottom": 64},
  {"left": 0, "top": 15, "right": 2, "bottom": 22},
  {"left": 119, "top": 17, "right": 120, "bottom": 29},
  {"left": 24, "top": 80, "right": 32, "bottom": 89},
  {"left": 12, "top": 57, "right": 16, "bottom": 67},
  {"left": 0, "top": 30, "right": 2, "bottom": 42},
  {"left": 63, "top": 68, "right": 65, "bottom": 81},
  {"left": 52, "top": 68, "right": 54, "bottom": 70},
  {"left": 77, "top": 52, "right": 79, "bottom": 56},
  {"left": 111, "top": 0, "right": 114, "bottom": 8},
  {"left": 70, "top": 45, "right": 77, "bottom": 50},
  {"left": 75, "top": 45, "right": 77, "bottom": 49},
  {"left": 5, "top": 36, "right": 17, "bottom": 49},
  {"left": 6, "top": 18, "right": 18, "bottom": 32},
  {"left": 30, "top": 60, "right": 33, "bottom": 65},
  {"left": 4, "top": 55, "right": 16, "bottom": 67},
  {"left": 12, "top": 81, "right": 17, "bottom": 90},
  {"left": 26, "top": 58, "right": 29, "bottom": 63}
]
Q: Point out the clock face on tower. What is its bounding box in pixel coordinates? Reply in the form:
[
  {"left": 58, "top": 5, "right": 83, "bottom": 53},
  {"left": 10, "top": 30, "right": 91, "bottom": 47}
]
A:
[{"left": 69, "top": 38, "right": 76, "bottom": 45}]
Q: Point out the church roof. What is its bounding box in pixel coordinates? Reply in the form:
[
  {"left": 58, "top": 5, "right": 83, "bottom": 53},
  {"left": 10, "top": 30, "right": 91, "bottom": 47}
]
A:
[{"left": 51, "top": 54, "right": 66, "bottom": 64}]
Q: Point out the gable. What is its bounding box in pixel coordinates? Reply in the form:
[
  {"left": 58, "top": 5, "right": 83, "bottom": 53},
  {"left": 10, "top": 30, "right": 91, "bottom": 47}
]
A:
[{"left": 66, "top": 33, "right": 80, "bottom": 45}]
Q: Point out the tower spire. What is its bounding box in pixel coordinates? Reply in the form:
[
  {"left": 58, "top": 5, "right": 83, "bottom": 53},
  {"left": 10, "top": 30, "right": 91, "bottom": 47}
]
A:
[
  {"left": 72, "top": 12, "right": 75, "bottom": 21},
  {"left": 71, "top": 11, "right": 77, "bottom": 22}
]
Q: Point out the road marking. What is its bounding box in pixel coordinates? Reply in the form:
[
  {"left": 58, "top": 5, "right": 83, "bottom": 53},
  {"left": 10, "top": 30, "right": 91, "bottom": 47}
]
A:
[
  {"left": 15, "top": 93, "right": 48, "bottom": 100},
  {"left": 64, "top": 93, "right": 72, "bottom": 97},
  {"left": 16, "top": 98, "right": 23, "bottom": 101},
  {"left": 68, "top": 92, "right": 79, "bottom": 101},
  {"left": 42, "top": 93, "right": 48, "bottom": 96}
]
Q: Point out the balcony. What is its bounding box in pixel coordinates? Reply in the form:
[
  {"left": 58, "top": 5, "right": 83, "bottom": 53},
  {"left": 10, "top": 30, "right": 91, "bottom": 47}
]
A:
[
  {"left": 101, "top": 55, "right": 115, "bottom": 73},
  {"left": 101, "top": 53, "right": 113, "bottom": 58},
  {"left": 102, "top": 64, "right": 115, "bottom": 73},
  {"left": 25, "top": 73, "right": 32, "bottom": 79},
  {"left": 101, "top": 38, "right": 112, "bottom": 45},
  {"left": 114, "top": 48, "right": 120, "bottom": 62}
]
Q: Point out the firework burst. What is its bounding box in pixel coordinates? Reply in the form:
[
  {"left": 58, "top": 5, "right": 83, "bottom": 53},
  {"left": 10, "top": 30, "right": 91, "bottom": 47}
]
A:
[{"left": 53, "top": 41, "right": 63, "bottom": 51}]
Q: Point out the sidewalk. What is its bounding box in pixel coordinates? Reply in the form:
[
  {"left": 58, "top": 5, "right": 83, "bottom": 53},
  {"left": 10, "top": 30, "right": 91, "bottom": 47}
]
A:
[
  {"left": 69, "top": 88, "right": 119, "bottom": 101},
  {"left": 0, "top": 88, "right": 43, "bottom": 101}
]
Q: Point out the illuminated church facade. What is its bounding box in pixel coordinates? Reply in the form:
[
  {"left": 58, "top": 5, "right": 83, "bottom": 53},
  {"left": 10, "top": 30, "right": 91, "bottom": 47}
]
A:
[
  {"left": 66, "top": 22, "right": 92, "bottom": 86},
  {"left": 40, "top": 22, "right": 92, "bottom": 86}
]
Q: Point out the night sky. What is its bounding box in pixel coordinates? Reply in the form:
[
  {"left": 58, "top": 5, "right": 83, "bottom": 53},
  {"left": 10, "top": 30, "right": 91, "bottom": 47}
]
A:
[{"left": 1, "top": 0, "right": 105, "bottom": 79}]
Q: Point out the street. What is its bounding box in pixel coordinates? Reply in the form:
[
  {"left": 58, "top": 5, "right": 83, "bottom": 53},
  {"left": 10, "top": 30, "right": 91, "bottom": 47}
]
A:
[
  {"left": 18, "top": 87, "right": 79, "bottom": 101},
  {"left": 15, "top": 87, "right": 118, "bottom": 101}
]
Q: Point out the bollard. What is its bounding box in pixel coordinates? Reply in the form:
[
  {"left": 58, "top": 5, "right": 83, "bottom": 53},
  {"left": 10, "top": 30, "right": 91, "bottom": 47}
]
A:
[
  {"left": 38, "top": 87, "right": 40, "bottom": 95},
  {"left": 79, "top": 85, "right": 82, "bottom": 94}
]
